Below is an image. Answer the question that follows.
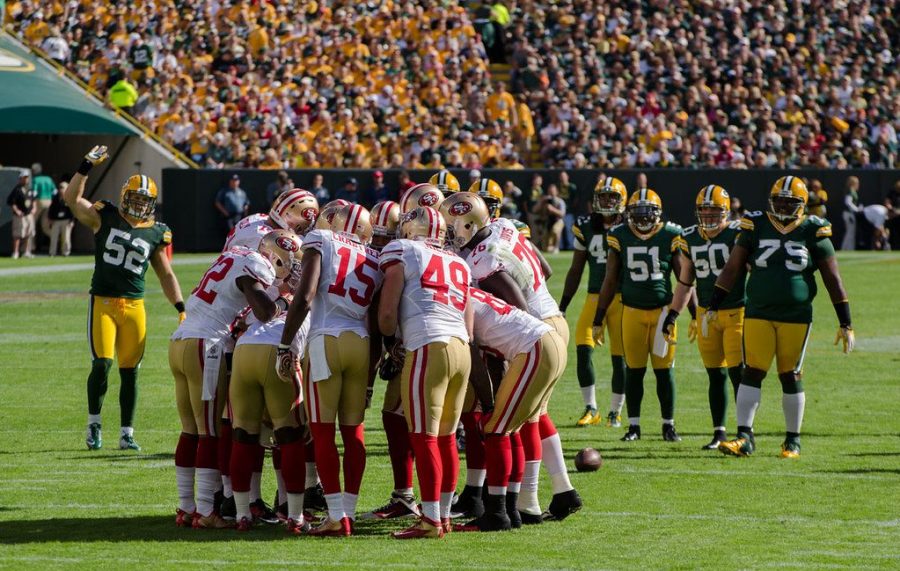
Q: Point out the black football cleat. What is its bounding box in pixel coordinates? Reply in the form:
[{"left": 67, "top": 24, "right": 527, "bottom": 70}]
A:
[
  {"left": 547, "top": 489, "right": 583, "bottom": 521},
  {"left": 662, "top": 424, "right": 682, "bottom": 442},
  {"left": 505, "top": 492, "right": 522, "bottom": 529},
  {"left": 213, "top": 489, "right": 225, "bottom": 516},
  {"left": 520, "top": 511, "right": 543, "bottom": 525},
  {"left": 702, "top": 430, "right": 727, "bottom": 450},
  {"left": 453, "top": 495, "right": 511, "bottom": 532},
  {"left": 303, "top": 483, "right": 327, "bottom": 513},
  {"left": 250, "top": 498, "right": 279, "bottom": 524},
  {"left": 621, "top": 425, "right": 641, "bottom": 441},
  {"left": 449, "top": 485, "right": 484, "bottom": 519},
  {"left": 219, "top": 495, "right": 236, "bottom": 520}
]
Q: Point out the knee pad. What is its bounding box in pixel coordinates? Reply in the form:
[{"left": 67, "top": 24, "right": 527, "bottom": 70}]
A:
[
  {"left": 274, "top": 426, "right": 304, "bottom": 445},
  {"left": 742, "top": 367, "right": 767, "bottom": 387},
  {"left": 233, "top": 427, "right": 260, "bottom": 444},
  {"left": 778, "top": 372, "right": 803, "bottom": 394}
]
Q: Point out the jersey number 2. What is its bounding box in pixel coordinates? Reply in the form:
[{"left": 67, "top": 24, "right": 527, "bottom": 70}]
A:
[{"left": 194, "top": 256, "right": 235, "bottom": 304}]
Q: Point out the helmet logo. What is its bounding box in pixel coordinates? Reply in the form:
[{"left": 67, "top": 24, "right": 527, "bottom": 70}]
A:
[
  {"left": 420, "top": 193, "right": 439, "bottom": 206},
  {"left": 402, "top": 210, "right": 419, "bottom": 222},
  {"left": 276, "top": 236, "right": 299, "bottom": 252},
  {"left": 302, "top": 208, "right": 317, "bottom": 221},
  {"left": 449, "top": 201, "right": 472, "bottom": 216}
]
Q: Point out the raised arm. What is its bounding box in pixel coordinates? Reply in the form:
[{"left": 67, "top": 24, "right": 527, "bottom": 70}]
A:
[
  {"left": 149, "top": 247, "right": 185, "bottom": 321},
  {"left": 64, "top": 146, "right": 109, "bottom": 232}
]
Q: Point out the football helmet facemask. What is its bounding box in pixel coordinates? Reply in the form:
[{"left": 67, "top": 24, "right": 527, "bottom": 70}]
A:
[
  {"left": 695, "top": 185, "right": 731, "bottom": 231},
  {"left": 768, "top": 176, "right": 809, "bottom": 223},
  {"left": 594, "top": 177, "right": 628, "bottom": 216},
  {"left": 627, "top": 188, "right": 663, "bottom": 234},
  {"left": 469, "top": 178, "right": 503, "bottom": 219},
  {"left": 258, "top": 229, "right": 303, "bottom": 283},
  {"left": 439, "top": 192, "right": 491, "bottom": 251},
  {"left": 120, "top": 174, "right": 158, "bottom": 223}
]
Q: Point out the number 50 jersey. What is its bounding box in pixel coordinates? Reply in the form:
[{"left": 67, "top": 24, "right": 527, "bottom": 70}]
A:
[
  {"left": 680, "top": 220, "right": 745, "bottom": 309},
  {"left": 380, "top": 239, "right": 471, "bottom": 351},
  {"left": 90, "top": 200, "right": 172, "bottom": 299}
]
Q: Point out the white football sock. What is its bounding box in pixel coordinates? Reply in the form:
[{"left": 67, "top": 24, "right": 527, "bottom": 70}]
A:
[
  {"left": 88, "top": 414, "right": 102, "bottom": 425},
  {"left": 175, "top": 466, "right": 196, "bottom": 513},
  {"left": 782, "top": 392, "right": 806, "bottom": 433},
  {"left": 274, "top": 469, "right": 285, "bottom": 505},
  {"left": 234, "top": 490, "right": 251, "bottom": 521},
  {"left": 440, "top": 492, "right": 454, "bottom": 519},
  {"left": 394, "top": 487, "right": 414, "bottom": 497},
  {"left": 714, "top": 425, "right": 726, "bottom": 432},
  {"left": 541, "top": 433, "right": 573, "bottom": 494},
  {"left": 610, "top": 393, "right": 625, "bottom": 414},
  {"left": 305, "top": 462, "right": 319, "bottom": 489},
  {"left": 628, "top": 416, "right": 640, "bottom": 427},
  {"left": 581, "top": 385, "right": 597, "bottom": 409},
  {"left": 221, "top": 475, "right": 233, "bottom": 498},
  {"left": 518, "top": 460, "right": 541, "bottom": 515},
  {"left": 487, "top": 485, "right": 507, "bottom": 496},
  {"left": 250, "top": 471, "right": 262, "bottom": 502},
  {"left": 325, "top": 492, "right": 345, "bottom": 521},
  {"left": 287, "top": 492, "right": 305, "bottom": 522},
  {"left": 465, "top": 468, "right": 486, "bottom": 487},
  {"left": 120, "top": 426, "right": 133, "bottom": 437},
  {"left": 508, "top": 481, "right": 521, "bottom": 493},
  {"left": 421, "top": 500, "right": 440, "bottom": 523},
  {"left": 343, "top": 492, "right": 359, "bottom": 520},
  {"left": 662, "top": 418, "right": 674, "bottom": 425},
  {"left": 195, "top": 468, "right": 220, "bottom": 517},
  {"left": 736, "top": 384, "right": 762, "bottom": 428}
]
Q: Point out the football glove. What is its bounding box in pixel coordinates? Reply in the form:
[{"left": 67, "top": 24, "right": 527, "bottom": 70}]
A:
[
  {"left": 592, "top": 324, "right": 605, "bottom": 346},
  {"left": 84, "top": 145, "right": 109, "bottom": 166},
  {"left": 275, "top": 344, "right": 296, "bottom": 383},
  {"left": 834, "top": 326, "right": 855, "bottom": 354},
  {"left": 688, "top": 319, "right": 698, "bottom": 343},
  {"left": 661, "top": 310, "right": 679, "bottom": 344},
  {"left": 178, "top": 311, "right": 186, "bottom": 323},
  {"left": 701, "top": 309, "right": 718, "bottom": 338},
  {"left": 379, "top": 346, "right": 405, "bottom": 381}
]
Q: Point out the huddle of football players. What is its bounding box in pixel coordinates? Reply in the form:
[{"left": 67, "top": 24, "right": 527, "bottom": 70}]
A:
[{"left": 66, "top": 142, "right": 854, "bottom": 539}]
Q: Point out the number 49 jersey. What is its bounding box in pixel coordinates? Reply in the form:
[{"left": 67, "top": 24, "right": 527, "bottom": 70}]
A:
[
  {"left": 465, "top": 218, "right": 560, "bottom": 320},
  {"left": 736, "top": 212, "right": 834, "bottom": 324},
  {"left": 680, "top": 221, "right": 745, "bottom": 309},
  {"left": 303, "top": 229, "right": 382, "bottom": 339},
  {"left": 606, "top": 221, "right": 685, "bottom": 309},
  {"left": 173, "top": 247, "right": 276, "bottom": 341},
  {"left": 90, "top": 201, "right": 172, "bottom": 299},
  {"left": 380, "top": 239, "right": 470, "bottom": 351}
]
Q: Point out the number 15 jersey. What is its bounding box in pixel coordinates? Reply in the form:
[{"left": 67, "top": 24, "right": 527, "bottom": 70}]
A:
[
  {"left": 380, "top": 239, "right": 471, "bottom": 351},
  {"left": 303, "top": 229, "right": 382, "bottom": 339}
]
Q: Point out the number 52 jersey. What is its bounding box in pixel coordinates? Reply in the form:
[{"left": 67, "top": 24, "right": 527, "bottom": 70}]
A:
[{"left": 90, "top": 200, "right": 172, "bottom": 299}]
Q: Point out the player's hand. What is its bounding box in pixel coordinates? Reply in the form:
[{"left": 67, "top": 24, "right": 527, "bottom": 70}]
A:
[
  {"left": 834, "top": 326, "right": 855, "bottom": 354},
  {"left": 276, "top": 345, "right": 296, "bottom": 382},
  {"left": 701, "top": 310, "right": 718, "bottom": 338},
  {"left": 688, "top": 319, "right": 698, "bottom": 343},
  {"left": 661, "top": 310, "right": 678, "bottom": 344},
  {"left": 178, "top": 311, "right": 186, "bottom": 323},
  {"left": 379, "top": 339, "right": 405, "bottom": 380},
  {"left": 592, "top": 325, "right": 605, "bottom": 346},
  {"left": 84, "top": 145, "right": 109, "bottom": 166}
]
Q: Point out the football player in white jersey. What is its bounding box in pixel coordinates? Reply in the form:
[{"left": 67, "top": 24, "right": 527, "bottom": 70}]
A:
[
  {"left": 379, "top": 206, "right": 473, "bottom": 539},
  {"left": 455, "top": 288, "right": 567, "bottom": 532},
  {"left": 440, "top": 193, "right": 582, "bottom": 523},
  {"left": 276, "top": 204, "right": 382, "bottom": 537},
  {"left": 223, "top": 189, "right": 319, "bottom": 250},
  {"left": 169, "top": 230, "right": 299, "bottom": 529}
]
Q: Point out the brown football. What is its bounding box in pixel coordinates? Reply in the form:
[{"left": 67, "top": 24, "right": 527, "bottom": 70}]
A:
[{"left": 574, "top": 447, "right": 602, "bottom": 472}]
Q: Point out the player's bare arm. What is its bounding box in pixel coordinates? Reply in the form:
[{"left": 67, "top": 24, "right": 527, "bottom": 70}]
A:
[
  {"left": 378, "top": 263, "right": 404, "bottom": 337},
  {"left": 533, "top": 243, "right": 552, "bottom": 279},
  {"left": 662, "top": 250, "right": 696, "bottom": 341},
  {"left": 279, "top": 249, "right": 321, "bottom": 346},
  {"left": 478, "top": 270, "right": 528, "bottom": 311},
  {"left": 591, "top": 248, "right": 620, "bottom": 323},
  {"left": 559, "top": 248, "right": 587, "bottom": 314},
  {"left": 149, "top": 247, "right": 185, "bottom": 320},
  {"left": 65, "top": 145, "right": 109, "bottom": 232},
  {"left": 468, "top": 344, "right": 495, "bottom": 411},
  {"left": 236, "top": 276, "right": 277, "bottom": 322},
  {"left": 817, "top": 255, "right": 855, "bottom": 353}
]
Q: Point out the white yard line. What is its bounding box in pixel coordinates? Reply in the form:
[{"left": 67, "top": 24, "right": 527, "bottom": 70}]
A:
[
  {"left": 616, "top": 466, "right": 900, "bottom": 482},
  {"left": 0, "top": 256, "right": 214, "bottom": 278}
]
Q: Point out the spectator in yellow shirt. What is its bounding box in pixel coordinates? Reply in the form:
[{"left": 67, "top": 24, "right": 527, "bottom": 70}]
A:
[{"left": 486, "top": 81, "right": 518, "bottom": 125}]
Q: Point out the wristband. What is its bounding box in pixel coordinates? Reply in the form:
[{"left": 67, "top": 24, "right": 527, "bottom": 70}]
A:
[
  {"left": 77, "top": 160, "right": 94, "bottom": 176},
  {"left": 174, "top": 301, "right": 185, "bottom": 313},
  {"left": 666, "top": 309, "right": 680, "bottom": 322},
  {"left": 384, "top": 334, "right": 397, "bottom": 349},
  {"left": 559, "top": 294, "right": 573, "bottom": 313},
  {"left": 593, "top": 307, "right": 607, "bottom": 327},
  {"left": 834, "top": 301, "right": 852, "bottom": 328},
  {"left": 707, "top": 285, "right": 730, "bottom": 311},
  {"left": 687, "top": 304, "right": 696, "bottom": 320}
]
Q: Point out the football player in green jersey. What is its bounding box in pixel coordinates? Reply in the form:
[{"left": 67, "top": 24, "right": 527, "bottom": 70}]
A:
[
  {"left": 591, "top": 189, "right": 687, "bottom": 442},
  {"left": 663, "top": 185, "right": 746, "bottom": 449},
  {"left": 560, "top": 177, "right": 628, "bottom": 427},
  {"left": 64, "top": 146, "right": 185, "bottom": 451},
  {"left": 703, "top": 176, "right": 854, "bottom": 458}
]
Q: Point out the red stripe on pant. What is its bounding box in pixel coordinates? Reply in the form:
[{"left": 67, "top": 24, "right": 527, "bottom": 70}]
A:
[
  {"left": 310, "top": 423, "right": 340, "bottom": 494},
  {"left": 417, "top": 347, "right": 429, "bottom": 433},
  {"left": 340, "top": 424, "right": 366, "bottom": 495},
  {"left": 509, "top": 431, "right": 524, "bottom": 484},
  {"left": 175, "top": 432, "right": 199, "bottom": 468},
  {"left": 409, "top": 433, "right": 441, "bottom": 503},
  {"left": 461, "top": 411, "right": 485, "bottom": 470},
  {"left": 485, "top": 434, "right": 512, "bottom": 488},
  {"left": 383, "top": 411, "right": 414, "bottom": 491}
]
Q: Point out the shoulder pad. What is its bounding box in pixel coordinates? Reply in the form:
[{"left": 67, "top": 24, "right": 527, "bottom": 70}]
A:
[
  {"left": 571, "top": 225, "right": 585, "bottom": 240},
  {"left": 682, "top": 224, "right": 698, "bottom": 236},
  {"left": 93, "top": 200, "right": 114, "bottom": 212},
  {"left": 739, "top": 216, "right": 756, "bottom": 231},
  {"left": 665, "top": 221, "right": 683, "bottom": 234},
  {"left": 727, "top": 219, "right": 742, "bottom": 230},
  {"left": 807, "top": 214, "right": 829, "bottom": 227}
]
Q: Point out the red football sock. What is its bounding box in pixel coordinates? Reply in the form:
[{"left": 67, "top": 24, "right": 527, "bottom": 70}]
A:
[
  {"left": 437, "top": 434, "right": 459, "bottom": 495},
  {"left": 230, "top": 440, "right": 256, "bottom": 492},
  {"left": 409, "top": 433, "right": 441, "bottom": 502},
  {"left": 271, "top": 446, "right": 282, "bottom": 470},
  {"left": 485, "top": 434, "right": 512, "bottom": 489},
  {"left": 175, "top": 432, "right": 198, "bottom": 468},
  {"left": 461, "top": 411, "right": 486, "bottom": 470},
  {"left": 339, "top": 424, "right": 366, "bottom": 495},
  {"left": 309, "top": 422, "right": 340, "bottom": 494},
  {"left": 520, "top": 420, "right": 542, "bottom": 462},
  {"left": 305, "top": 438, "right": 316, "bottom": 463},
  {"left": 509, "top": 431, "right": 525, "bottom": 484},
  {"left": 253, "top": 440, "right": 265, "bottom": 472},
  {"left": 382, "top": 411, "right": 414, "bottom": 490},
  {"left": 196, "top": 435, "right": 218, "bottom": 470},
  {"left": 278, "top": 439, "right": 307, "bottom": 494},
  {"left": 217, "top": 421, "right": 232, "bottom": 476},
  {"left": 538, "top": 413, "right": 558, "bottom": 439}
]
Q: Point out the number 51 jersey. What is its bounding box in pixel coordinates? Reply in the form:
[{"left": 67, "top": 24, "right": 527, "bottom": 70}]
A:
[
  {"left": 173, "top": 247, "right": 276, "bottom": 341},
  {"left": 90, "top": 200, "right": 172, "bottom": 299},
  {"left": 464, "top": 218, "right": 559, "bottom": 320},
  {"left": 606, "top": 221, "right": 684, "bottom": 309},
  {"left": 380, "top": 239, "right": 470, "bottom": 351}
]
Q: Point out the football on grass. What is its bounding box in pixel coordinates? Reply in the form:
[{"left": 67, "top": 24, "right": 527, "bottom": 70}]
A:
[{"left": 575, "top": 447, "right": 602, "bottom": 472}]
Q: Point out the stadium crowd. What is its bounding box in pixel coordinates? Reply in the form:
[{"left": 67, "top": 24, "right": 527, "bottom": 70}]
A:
[{"left": 5, "top": 0, "right": 897, "bottom": 170}]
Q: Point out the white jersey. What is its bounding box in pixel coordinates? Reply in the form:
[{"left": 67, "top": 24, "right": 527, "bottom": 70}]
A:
[
  {"left": 470, "top": 287, "right": 551, "bottom": 360},
  {"left": 303, "top": 229, "right": 382, "bottom": 339},
  {"left": 223, "top": 213, "right": 274, "bottom": 251},
  {"left": 237, "top": 313, "right": 311, "bottom": 358},
  {"left": 380, "top": 239, "right": 470, "bottom": 351},
  {"left": 172, "top": 247, "right": 276, "bottom": 341},
  {"left": 464, "top": 218, "right": 560, "bottom": 320}
]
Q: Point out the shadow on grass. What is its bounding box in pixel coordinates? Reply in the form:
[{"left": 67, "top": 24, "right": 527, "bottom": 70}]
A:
[
  {"left": 823, "top": 468, "right": 900, "bottom": 475},
  {"left": 0, "top": 515, "right": 410, "bottom": 544}
]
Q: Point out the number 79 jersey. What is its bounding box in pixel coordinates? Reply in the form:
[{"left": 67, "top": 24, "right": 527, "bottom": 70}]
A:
[
  {"left": 464, "top": 218, "right": 560, "bottom": 320},
  {"left": 303, "top": 229, "right": 382, "bottom": 339},
  {"left": 173, "top": 247, "right": 276, "bottom": 341},
  {"left": 380, "top": 239, "right": 470, "bottom": 352},
  {"left": 736, "top": 212, "right": 834, "bottom": 324},
  {"left": 89, "top": 201, "right": 172, "bottom": 299},
  {"left": 680, "top": 221, "right": 745, "bottom": 309},
  {"left": 606, "top": 221, "right": 685, "bottom": 309}
]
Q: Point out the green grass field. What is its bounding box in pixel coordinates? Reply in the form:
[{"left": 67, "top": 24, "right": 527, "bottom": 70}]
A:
[{"left": 0, "top": 252, "right": 898, "bottom": 569}]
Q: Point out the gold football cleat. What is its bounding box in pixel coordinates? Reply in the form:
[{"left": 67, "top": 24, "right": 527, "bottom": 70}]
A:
[
  {"left": 576, "top": 407, "right": 601, "bottom": 427},
  {"left": 780, "top": 442, "right": 801, "bottom": 459},
  {"left": 717, "top": 437, "right": 754, "bottom": 457}
]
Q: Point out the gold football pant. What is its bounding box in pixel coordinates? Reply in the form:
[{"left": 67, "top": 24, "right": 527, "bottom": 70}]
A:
[
  {"left": 486, "top": 331, "right": 566, "bottom": 434},
  {"left": 742, "top": 318, "right": 811, "bottom": 374},
  {"left": 302, "top": 332, "right": 370, "bottom": 426},
  {"left": 230, "top": 344, "right": 303, "bottom": 434},
  {"left": 536, "top": 314, "right": 570, "bottom": 416},
  {"left": 402, "top": 338, "right": 471, "bottom": 436},
  {"left": 697, "top": 306, "right": 744, "bottom": 368},
  {"left": 575, "top": 292, "right": 624, "bottom": 356},
  {"left": 88, "top": 295, "right": 146, "bottom": 367},
  {"left": 622, "top": 305, "right": 676, "bottom": 369},
  {"left": 169, "top": 338, "right": 227, "bottom": 436}
]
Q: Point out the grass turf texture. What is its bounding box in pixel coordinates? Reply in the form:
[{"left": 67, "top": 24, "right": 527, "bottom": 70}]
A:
[{"left": 0, "top": 252, "right": 898, "bottom": 569}]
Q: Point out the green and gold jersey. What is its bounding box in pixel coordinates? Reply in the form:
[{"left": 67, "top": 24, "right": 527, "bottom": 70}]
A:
[
  {"left": 90, "top": 201, "right": 172, "bottom": 299},
  {"left": 572, "top": 215, "right": 615, "bottom": 293},
  {"left": 607, "top": 221, "right": 684, "bottom": 309},
  {"left": 681, "top": 221, "right": 745, "bottom": 309},
  {"left": 736, "top": 211, "right": 834, "bottom": 324}
]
